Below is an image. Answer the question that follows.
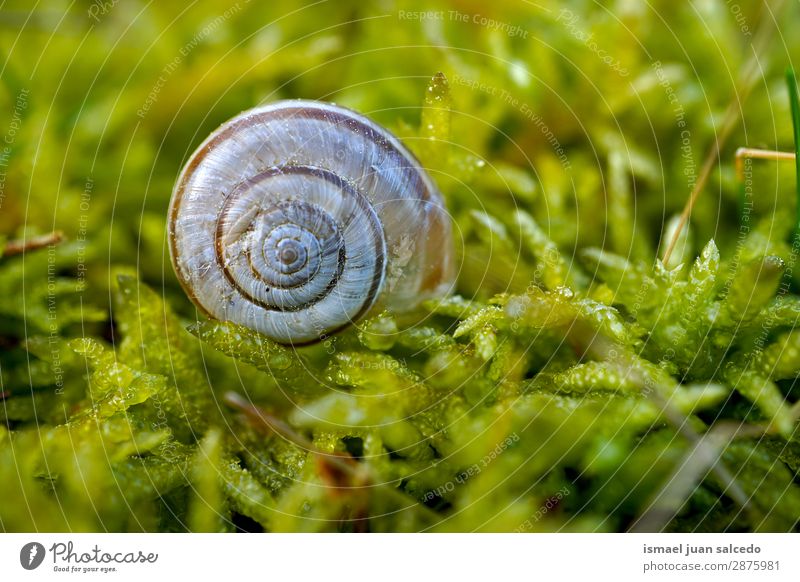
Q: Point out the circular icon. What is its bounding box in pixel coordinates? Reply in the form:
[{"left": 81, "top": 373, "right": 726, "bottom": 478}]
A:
[{"left": 20, "top": 542, "right": 46, "bottom": 570}]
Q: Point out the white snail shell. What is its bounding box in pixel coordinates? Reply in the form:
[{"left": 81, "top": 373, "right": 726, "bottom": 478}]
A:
[{"left": 169, "top": 100, "right": 456, "bottom": 344}]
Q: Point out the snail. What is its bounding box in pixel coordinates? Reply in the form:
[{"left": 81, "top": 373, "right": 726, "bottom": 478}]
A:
[{"left": 168, "top": 100, "right": 456, "bottom": 345}]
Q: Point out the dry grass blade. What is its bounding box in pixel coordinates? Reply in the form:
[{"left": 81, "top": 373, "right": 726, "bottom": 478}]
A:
[
  {"left": 662, "top": 0, "right": 786, "bottom": 264},
  {"left": 734, "top": 148, "right": 796, "bottom": 182},
  {"left": 2, "top": 231, "right": 64, "bottom": 257},
  {"left": 628, "top": 423, "right": 751, "bottom": 533},
  {"left": 564, "top": 321, "right": 751, "bottom": 530}
]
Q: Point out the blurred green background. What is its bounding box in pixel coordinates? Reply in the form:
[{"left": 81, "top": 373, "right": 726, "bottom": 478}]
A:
[{"left": 2, "top": 0, "right": 798, "bottom": 298}]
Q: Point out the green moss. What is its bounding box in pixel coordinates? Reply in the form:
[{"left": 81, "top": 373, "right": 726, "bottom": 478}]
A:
[{"left": 2, "top": 0, "right": 800, "bottom": 533}]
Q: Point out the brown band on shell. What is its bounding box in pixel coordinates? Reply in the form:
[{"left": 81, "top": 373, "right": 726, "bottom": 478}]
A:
[
  {"left": 241, "top": 200, "right": 340, "bottom": 291},
  {"left": 170, "top": 102, "right": 436, "bottom": 226},
  {"left": 213, "top": 165, "right": 385, "bottom": 318},
  {"left": 168, "top": 100, "right": 455, "bottom": 345}
]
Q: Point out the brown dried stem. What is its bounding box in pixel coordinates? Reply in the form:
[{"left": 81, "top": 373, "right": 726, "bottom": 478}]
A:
[
  {"left": 2, "top": 231, "right": 65, "bottom": 257},
  {"left": 662, "top": 0, "right": 786, "bottom": 265},
  {"left": 734, "top": 147, "right": 795, "bottom": 182}
]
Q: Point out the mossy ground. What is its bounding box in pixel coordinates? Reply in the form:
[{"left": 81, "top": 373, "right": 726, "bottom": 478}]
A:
[{"left": 1, "top": 0, "right": 800, "bottom": 532}]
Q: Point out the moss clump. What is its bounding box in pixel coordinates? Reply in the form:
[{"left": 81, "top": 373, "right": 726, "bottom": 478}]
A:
[{"left": 2, "top": 1, "right": 800, "bottom": 532}]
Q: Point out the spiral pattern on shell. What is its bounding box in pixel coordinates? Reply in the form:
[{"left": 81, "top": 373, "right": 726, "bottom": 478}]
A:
[{"left": 169, "top": 100, "right": 455, "bottom": 344}]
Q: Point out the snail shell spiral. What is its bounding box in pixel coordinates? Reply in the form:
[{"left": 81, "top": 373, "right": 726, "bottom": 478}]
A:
[{"left": 169, "top": 100, "right": 456, "bottom": 344}]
